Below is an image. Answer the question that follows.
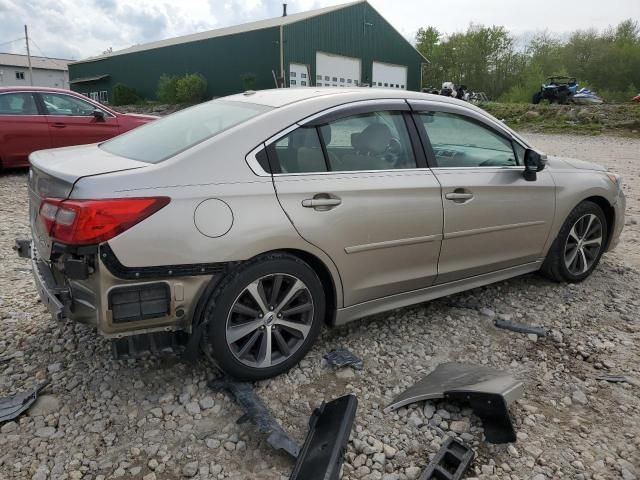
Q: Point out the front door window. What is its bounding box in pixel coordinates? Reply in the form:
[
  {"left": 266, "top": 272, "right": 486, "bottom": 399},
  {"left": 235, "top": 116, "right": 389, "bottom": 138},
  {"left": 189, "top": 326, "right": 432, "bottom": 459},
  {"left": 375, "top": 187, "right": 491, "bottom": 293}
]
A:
[{"left": 419, "top": 112, "right": 519, "bottom": 167}]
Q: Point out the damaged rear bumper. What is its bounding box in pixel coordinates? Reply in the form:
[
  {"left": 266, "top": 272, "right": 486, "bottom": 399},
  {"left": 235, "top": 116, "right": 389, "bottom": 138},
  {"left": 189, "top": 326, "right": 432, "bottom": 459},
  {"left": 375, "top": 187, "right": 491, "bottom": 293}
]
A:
[{"left": 16, "top": 239, "right": 70, "bottom": 321}]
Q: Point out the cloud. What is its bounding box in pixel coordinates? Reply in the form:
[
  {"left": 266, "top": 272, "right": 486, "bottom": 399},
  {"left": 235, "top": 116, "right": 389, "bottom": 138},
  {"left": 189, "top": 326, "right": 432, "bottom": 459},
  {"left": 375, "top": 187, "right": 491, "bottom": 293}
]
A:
[{"left": 0, "top": 0, "right": 638, "bottom": 61}]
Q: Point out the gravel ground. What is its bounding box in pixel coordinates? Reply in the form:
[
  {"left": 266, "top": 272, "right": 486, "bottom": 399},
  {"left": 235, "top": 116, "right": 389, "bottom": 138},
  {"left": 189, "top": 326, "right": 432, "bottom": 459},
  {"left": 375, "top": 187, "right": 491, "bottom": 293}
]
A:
[{"left": 1, "top": 133, "right": 639, "bottom": 480}]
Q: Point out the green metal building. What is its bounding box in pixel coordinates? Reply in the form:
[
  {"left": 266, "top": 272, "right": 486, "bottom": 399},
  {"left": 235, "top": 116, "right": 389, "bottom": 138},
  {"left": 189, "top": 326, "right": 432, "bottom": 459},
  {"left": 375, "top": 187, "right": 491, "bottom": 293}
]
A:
[{"left": 69, "top": 1, "right": 427, "bottom": 103}]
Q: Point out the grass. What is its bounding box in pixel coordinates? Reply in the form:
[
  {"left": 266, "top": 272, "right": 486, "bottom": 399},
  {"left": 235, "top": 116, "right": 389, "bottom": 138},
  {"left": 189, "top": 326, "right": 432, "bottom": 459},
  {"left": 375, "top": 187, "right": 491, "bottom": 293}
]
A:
[{"left": 480, "top": 103, "right": 640, "bottom": 136}]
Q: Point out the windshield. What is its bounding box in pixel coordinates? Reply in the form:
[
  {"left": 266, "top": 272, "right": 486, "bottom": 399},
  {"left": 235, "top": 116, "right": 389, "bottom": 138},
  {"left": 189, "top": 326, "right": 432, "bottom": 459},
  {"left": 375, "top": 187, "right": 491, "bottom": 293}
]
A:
[{"left": 100, "top": 100, "right": 271, "bottom": 163}]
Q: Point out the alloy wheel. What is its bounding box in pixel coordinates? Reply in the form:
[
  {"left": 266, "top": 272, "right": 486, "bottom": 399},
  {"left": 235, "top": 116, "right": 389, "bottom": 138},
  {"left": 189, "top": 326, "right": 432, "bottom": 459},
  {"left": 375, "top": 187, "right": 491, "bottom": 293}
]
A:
[
  {"left": 564, "top": 213, "right": 603, "bottom": 275},
  {"left": 225, "top": 273, "right": 314, "bottom": 368}
]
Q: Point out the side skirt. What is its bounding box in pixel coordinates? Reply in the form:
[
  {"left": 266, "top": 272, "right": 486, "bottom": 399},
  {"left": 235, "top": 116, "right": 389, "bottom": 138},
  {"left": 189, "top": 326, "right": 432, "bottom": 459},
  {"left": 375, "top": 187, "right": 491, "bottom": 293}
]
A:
[{"left": 334, "top": 261, "right": 542, "bottom": 326}]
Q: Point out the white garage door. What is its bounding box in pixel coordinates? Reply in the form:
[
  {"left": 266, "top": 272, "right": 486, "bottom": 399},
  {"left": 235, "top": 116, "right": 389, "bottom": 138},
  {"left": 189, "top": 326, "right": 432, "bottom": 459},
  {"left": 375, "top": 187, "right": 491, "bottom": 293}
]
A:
[
  {"left": 316, "top": 52, "right": 361, "bottom": 87},
  {"left": 372, "top": 62, "right": 408, "bottom": 89},
  {"left": 289, "top": 63, "right": 310, "bottom": 88}
]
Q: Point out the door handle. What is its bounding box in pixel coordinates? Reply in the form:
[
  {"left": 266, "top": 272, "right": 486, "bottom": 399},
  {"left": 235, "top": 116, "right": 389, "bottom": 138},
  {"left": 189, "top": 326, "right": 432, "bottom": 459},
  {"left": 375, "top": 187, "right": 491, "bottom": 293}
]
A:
[
  {"left": 51, "top": 123, "right": 66, "bottom": 128},
  {"left": 302, "top": 196, "right": 341, "bottom": 209},
  {"left": 445, "top": 190, "right": 474, "bottom": 203}
]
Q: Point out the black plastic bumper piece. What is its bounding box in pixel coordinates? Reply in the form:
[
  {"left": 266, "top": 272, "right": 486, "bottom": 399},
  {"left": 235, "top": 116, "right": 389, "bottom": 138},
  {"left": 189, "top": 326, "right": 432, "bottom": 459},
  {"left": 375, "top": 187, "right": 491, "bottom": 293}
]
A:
[
  {"left": 111, "top": 331, "right": 188, "bottom": 360},
  {"left": 14, "top": 239, "right": 31, "bottom": 259},
  {"left": 108, "top": 283, "right": 171, "bottom": 324},
  {"left": 418, "top": 437, "right": 474, "bottom": 480},
  {"left": 446, "top": 391, "right": 517, "bottom": 444},
  {"left": 289, "top": 394, "right": 358, "bottom": 480},
  {"left": 0, "top": 380, "right": 50, "bottom": 423},
  {"left": 209, "top": 377, "right": 301, "bottom": 459}
]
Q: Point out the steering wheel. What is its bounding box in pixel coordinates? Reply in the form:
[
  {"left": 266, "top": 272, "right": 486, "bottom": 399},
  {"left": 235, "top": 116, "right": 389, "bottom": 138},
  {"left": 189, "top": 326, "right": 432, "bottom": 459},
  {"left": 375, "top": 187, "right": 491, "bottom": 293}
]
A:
[{"left": 387, "top": 137, "right": 403, "bottom": 155}]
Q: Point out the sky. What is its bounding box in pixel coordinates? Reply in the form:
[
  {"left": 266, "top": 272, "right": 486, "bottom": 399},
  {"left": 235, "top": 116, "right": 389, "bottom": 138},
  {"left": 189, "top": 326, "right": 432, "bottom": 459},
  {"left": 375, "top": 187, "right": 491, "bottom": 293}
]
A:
[{"left": 0, "top": 0, "right": 639, "bottom": 61}]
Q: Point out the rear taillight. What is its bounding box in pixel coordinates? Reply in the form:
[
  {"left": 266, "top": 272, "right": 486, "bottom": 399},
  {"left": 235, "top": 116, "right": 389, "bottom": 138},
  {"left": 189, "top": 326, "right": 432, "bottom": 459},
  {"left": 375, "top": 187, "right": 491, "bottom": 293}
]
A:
[{"left": 38, "top": 197, "right": 170, "bottom": 246}]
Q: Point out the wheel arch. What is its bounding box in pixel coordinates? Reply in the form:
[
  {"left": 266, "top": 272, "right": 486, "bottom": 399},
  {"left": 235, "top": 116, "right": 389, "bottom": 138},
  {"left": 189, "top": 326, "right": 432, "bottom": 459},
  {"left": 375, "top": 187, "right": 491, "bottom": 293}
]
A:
[
  {"left": 276, "top": 248, "right": 339, "bottom": 327},
  {"left": 582, "top": 195, "right": 615, "bottom": 250}
]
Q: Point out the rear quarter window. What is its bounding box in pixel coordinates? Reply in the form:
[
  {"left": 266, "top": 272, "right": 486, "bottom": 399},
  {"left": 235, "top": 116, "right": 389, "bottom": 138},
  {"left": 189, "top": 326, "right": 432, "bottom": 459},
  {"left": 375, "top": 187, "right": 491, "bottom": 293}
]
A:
[{"left": 100, "top": 100, "right": 271, "bottom": 163}]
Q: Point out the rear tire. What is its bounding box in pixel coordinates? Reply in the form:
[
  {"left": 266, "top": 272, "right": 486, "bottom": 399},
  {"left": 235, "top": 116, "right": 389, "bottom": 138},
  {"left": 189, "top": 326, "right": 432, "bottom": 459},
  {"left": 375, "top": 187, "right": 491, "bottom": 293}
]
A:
[
  {"left": 541, "top": 201, "right": 608, "bottom": 283},
  {"left": 201, "top": 253, "right": 325, "bottom": 380}
]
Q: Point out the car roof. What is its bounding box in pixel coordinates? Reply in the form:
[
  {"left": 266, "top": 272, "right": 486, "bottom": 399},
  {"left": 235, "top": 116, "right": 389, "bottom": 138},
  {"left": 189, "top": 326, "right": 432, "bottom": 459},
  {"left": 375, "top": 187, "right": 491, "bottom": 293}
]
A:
[
  {"left": 0, "top": 86, "right": 82, "bottom": 95},
  {"left": 225, "top": 87, "right": 471, "bottom": 109}
]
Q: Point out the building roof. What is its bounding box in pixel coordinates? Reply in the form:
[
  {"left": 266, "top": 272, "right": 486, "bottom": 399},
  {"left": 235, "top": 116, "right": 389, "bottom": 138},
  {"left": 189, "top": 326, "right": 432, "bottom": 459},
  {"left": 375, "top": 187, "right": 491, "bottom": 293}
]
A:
[
  {"left": 71, "top": 1, "right": 366, "bottom": 65},
  {"left": 0, "top": 52, "right": 70, "bottom": 71}
]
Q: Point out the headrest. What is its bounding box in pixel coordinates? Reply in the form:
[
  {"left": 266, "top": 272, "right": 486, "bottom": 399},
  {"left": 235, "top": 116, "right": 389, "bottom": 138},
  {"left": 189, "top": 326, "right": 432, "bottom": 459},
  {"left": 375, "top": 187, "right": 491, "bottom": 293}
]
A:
[{"left": 356, "top": 123, "right": 392, "bottom": 155}]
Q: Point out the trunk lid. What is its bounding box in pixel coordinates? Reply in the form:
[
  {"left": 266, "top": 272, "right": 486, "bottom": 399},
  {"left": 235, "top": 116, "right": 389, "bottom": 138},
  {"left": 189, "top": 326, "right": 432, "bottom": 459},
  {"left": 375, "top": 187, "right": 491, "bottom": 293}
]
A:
[{"left": 28, "top": 144, "right": 148, "bottom": 259}]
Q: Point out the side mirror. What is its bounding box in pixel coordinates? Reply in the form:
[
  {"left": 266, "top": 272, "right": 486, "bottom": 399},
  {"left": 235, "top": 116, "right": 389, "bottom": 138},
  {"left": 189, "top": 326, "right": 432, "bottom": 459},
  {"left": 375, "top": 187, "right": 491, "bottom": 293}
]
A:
[
  {"left": 523, "top": 149, "right": 545, "bottom": 181},
  {"left": 92, "top": 109, "right": 105, "bottom": 122}
]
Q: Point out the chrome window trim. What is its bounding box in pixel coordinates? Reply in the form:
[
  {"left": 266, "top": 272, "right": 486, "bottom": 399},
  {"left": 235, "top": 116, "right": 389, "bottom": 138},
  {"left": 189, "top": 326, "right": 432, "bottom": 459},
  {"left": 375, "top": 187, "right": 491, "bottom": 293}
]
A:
[
  {"left": 273, "top": 167, "right": 436, "bottom": 178},
  {"left": 299, "top": 98, "right": 409, "bottom": 126},
  {"left": 431, "top": 166, "right": 524, "bottom": 171},
  {"left": 253, "top": 99, "right": 416, "bottom": 177}
]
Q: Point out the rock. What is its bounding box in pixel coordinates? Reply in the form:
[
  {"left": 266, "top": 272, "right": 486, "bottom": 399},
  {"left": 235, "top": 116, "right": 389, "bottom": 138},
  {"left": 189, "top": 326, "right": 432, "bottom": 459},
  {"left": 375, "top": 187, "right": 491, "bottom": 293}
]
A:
[
  {"left": 405, "top": 466, "right": 421, "bottom": 479},
  {"left": 28, "top": 394, "right": 61, "bottom": 417},
  {"left": 1, "top": 421, "right": 17, "bottom": 433},
  {"left": 524, "top": 445, "right": 543, "bottom": 459},
  {"left": 35, "top": 426, "right": 56, "bottom": 438},
  {"left": 336, "top": 368, "right": 355, "bottom": 379},
  {"left": 199, "top": 396, "right": 215, "bottom": 410},
  {"left": 479, "top": 308, "right": 496, "bottom": 317},
  {"left": 185, "top": 402, "right": 201, "bottom": 415},
  {"left": 572, "top": 390, "right": 588, "bottom": 405},
  {"left": 550, "top": 329, "right": 564, "bottom": 343},
  {"left": 47, "top": 362, "right": 62, "bottom": 373},
  {"left": 423, "top": 403, "right": 435, "bottom": 419},
  {"left": 206, "top": 438, "right": 221, "bottom": 449},
  {"left": 449, "top": 420, "right": 470, "bottom": 433},
  {"left": 182, "top": 461, "right": 199, "bottom": 477},
  {"left": 481, "top": 464, "right": 495, "bottom": 475},
  {"left": 383, "top": 444, "right": 396, "bottom": 459},
  {"left": 143, "top": 473, "right": 157, "bottom": 480},
  {"left": 148, "top": 459, "right": 159, "bottom": 470}
]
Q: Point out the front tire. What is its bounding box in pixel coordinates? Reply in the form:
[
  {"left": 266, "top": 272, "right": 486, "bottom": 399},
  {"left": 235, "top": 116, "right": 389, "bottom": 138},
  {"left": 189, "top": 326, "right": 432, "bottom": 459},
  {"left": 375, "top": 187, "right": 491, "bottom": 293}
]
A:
[
  {"left": 201, "top": 253, "right": 325, "bottom": 380},
  {"left": 541, "top": 201, "right": 608, "bottom": 283}
]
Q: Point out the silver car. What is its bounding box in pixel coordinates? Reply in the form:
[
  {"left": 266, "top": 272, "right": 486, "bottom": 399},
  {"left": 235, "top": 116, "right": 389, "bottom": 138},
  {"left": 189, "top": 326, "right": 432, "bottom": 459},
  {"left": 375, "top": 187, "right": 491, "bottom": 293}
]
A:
[{"left": 19, "top": 88, "right": 625, "bottom": 379}]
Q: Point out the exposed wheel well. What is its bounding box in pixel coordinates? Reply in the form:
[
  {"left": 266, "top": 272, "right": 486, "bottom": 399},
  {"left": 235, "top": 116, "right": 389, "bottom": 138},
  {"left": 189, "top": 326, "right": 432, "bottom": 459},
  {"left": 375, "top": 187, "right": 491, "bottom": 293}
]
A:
[
  {"left": 583, "top": 196, "right": 615, "bottom": 250},
  {"left": 277, "top": 248, "right": 338, "bottom": 326}
]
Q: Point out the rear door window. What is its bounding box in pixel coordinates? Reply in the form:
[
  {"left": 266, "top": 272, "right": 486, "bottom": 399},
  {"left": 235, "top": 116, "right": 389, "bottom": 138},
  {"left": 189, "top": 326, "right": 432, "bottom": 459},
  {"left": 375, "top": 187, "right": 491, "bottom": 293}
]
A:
[
  {"left": 0, "top": 92, "right": 39, "bottom": 115},
  {"left": 270, "top": 128, "right": 328, "bottom": 173},
  {"left": 320, "top": 111, "right": 416, "bottom": 171},
  {"left": 267, "top": 111, "right": 417, "bottom": 174}
]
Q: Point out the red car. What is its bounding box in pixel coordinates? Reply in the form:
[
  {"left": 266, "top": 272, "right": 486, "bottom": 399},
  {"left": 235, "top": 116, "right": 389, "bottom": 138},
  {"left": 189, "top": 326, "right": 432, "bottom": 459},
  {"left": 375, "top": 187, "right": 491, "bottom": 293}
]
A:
[
  {"left": 633, "top": 93, "right": 640, "bottom": 103},
  {"left": 0, "top": 87, "right": 157, "bottom": 170}
]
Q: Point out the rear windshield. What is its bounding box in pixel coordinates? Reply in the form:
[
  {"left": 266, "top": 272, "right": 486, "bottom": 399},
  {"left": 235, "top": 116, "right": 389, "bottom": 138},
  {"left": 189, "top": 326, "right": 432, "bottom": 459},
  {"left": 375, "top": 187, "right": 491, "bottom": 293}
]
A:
[{"left": 100, "top": 100, "right": 271, "bottom": 163}]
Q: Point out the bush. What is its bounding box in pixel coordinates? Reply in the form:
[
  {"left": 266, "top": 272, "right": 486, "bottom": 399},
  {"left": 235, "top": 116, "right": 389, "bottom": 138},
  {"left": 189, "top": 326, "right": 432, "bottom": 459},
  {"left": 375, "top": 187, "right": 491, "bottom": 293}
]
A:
[
  {"left": 175, "top": 73, "right": 207, "bottom": 103},
  {"left": 112, "top": 83, "right": 140, "bottom": 106},
  {"left": 157, "top": 74, "right": 179, "bottom": 103}
]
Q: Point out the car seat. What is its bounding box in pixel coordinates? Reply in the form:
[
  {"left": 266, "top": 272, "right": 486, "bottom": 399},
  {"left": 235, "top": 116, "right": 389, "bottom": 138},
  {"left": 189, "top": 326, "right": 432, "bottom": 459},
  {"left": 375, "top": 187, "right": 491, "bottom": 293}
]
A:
[
  {"left": 20, "top": 95, "right": 38, "bottom": 115},
  {"left": 335, "top": 123, "right": 393, "bottom": 171},
  {"left": 293, "top": 128, "right": 326, "bottom": 173},
  {"left": 0, "top": 96, "right": 10, "bottom": 114}
]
